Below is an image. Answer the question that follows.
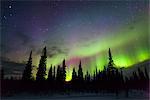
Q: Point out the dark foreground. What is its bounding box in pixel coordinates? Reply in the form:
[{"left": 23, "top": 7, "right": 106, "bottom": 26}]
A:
[
  {"left": 1, "top": 80, "right": 149, "bottom": 100},
  {"left": 2, "top": 91, "right": 149, "bottom": 100}
]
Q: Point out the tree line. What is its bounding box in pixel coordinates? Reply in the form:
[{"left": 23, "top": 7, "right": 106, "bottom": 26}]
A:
[{"left": 1, "top": 47, "right": 149, "bottom": 97}]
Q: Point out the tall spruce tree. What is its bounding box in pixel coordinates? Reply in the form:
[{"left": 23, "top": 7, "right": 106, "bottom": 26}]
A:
[
  {"left": 78, "top": 60, "right": 83, "bottom": 81},
  {"left": 48, "top": 65, "right": 53, "bottom": 81},
  {"left": 95, "top": 67, "right": 98, "bottom": 80},
  {"left": 56, "top": 65, "right": 61, "bottom": 81},
  {"left": 93, "top": 71, "right": 96, "bottom": 81},
  {"left": 107, "top": 48, "right": 116, "bottom": 72},
  {"left": 72, "top": 68, "right": 77, "bottom": 81},
  {"left": 62, "top": 59, "right": 66, "bottom": 82},
  {"left": 36, "top": 47, "right": 47, "bottom": 81},
  {"left": 22, "top": 51, "right": 33, "bottom": 80},
  {"left": 108, "top": 48, "right": 114, "bottom": 67}
]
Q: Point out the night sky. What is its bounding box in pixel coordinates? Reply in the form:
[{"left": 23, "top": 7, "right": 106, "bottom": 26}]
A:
[{"left": 1, "top": 1, "right": 149, "bottom": 81}]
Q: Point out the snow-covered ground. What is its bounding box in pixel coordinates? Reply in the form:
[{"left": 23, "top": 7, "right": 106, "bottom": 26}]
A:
[{"left": 2, "top": 91, "right": 149, "bottom": 100}]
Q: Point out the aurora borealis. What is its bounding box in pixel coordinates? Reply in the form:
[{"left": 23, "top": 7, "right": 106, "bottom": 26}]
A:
[{"left": 1, "top": 1, "right": 149, "bottom": 81}]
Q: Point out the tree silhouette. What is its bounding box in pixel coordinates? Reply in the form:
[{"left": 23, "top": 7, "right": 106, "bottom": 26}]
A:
[
  {"left": 72, "top": 68, "right": 77, "bottom": 81},
  {"left": 62, "top": 59, "right": 66, "bottom": 82},
  {"left": 36, "top": 47, "right": 47, "bottom": 81},
  {"left": 95, "top": 67, "right": 98, "bottom": 80},
  {"left": 48, "top": 65, "right": 53, "bottom": 81},
  {"left": 107, "top": 48, "right": 116, "bottom": 80},
  {"left": 56, "top": 65, "right": 61, "bottom": 82},
  {"left": 22, "top": 51, "right": 33, "bottom": 80},
  {"left": 133, "top": 71, "right": 138, "bottom": 80},
  {"left": 93, "top": 71, "right": 96, "bottom": 81},
  {"left": 71, "top": 67, "right": 77, "bottom": 91},
  {"left": 138, "top": 68, "right": 145, "bottom": 80},
  {"left": 78, "top": 60, "right": 83, "bottom": 81},
  {"left": 109, "top": 48, "right": 113, "bottom": 62},
  {"left": 108, "top": 48, "right": 115, "bottom": 70},
  {"left": 2, "top": 46, "right": 149, "bottom": 96},
  {"left": 85, "top": 71, "right": 90, "bottom": 82},
  {"left": 144, "top": 67, "right": 149, "bottom": 80}
]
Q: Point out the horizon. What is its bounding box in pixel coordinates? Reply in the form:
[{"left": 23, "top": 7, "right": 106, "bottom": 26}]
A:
[{"left": 2, "top": 47, "right": 150, "bottom": 81}]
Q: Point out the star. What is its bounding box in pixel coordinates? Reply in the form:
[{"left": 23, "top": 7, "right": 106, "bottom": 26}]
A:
[
  {"left": 3, "top": 16, "right": 7, "bottom": 19},
  {"left": 10, "top": 14, "right": 13, "bottom": 16},
  {"left": 9, "top": 5, "right": 12, "bottom": 9}
]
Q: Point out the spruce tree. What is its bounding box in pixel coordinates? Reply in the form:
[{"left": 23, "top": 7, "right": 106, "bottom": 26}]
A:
[
  {"left": 22, "top": 51, "right": 33, "bottom": 80},
  {"left": 36, "top": 47, "right": 47, "bottom": 81},
  {"left": 48, "top": 65, "right": 53, "bottom": 81},
  {"left": 72, "top": 68, "right": 77, "bottom": 81},
  {"left": 62, "top": 59, "right": 66, "bottom": 82},
  {"left": 93, "top": 72, "right": 96, "bottom": 81},
  {"left": 56, "top": 65, "right": 61, "bottom": 81},
  {"left": 108, "top": 48, "right": 114, "bottom": 68},
  {"left": 95, "top": 67, "right": 98, "bottom": 80},
  {"left": 107, "top": 48, "right": 116, "bottom": 73},
  {"left": 78, "top": 60, "right": 83, "bottom": 81}
]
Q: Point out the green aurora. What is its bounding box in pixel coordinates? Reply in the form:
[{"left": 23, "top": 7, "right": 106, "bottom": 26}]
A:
[
  {"left": 2, "top": 1, "right": 149, "bottom": 81},
  {"left": 31, "top": 14, "right": 149, "bottom": 81}
]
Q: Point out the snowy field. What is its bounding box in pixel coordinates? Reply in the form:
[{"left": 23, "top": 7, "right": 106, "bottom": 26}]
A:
[{"left": 2, "top": 91, "right": 149, "bottom": 100}]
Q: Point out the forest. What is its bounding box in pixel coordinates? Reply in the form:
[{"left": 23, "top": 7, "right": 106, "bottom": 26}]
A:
[{"left": 1, "top": 47, "right": 149, "bottom": 97}]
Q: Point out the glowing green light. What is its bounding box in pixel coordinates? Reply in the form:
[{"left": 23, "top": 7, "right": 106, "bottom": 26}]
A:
[
  {"left": 32, "top": 14, "right": 149, "bottom": 81},
  {"left": 66, "top": 67, "right": 73, "bottom": 81}
]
